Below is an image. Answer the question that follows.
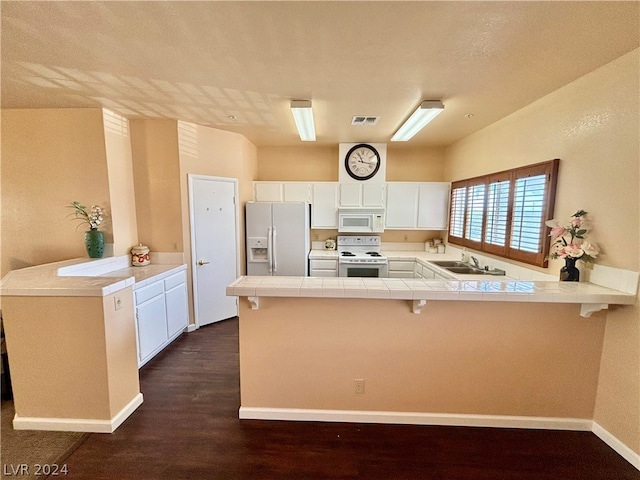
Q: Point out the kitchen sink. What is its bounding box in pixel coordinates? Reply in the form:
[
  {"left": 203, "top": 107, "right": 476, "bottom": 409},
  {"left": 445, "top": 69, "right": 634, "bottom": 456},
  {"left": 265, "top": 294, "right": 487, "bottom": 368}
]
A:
[
  {"left": 430, "top": 260, "right": 506, "bottom": 276},
  {"left": 446, "top": 266, "right": 486, "bottom": 274},
  {"left": 431, "top": 261, "right": 472, "bottom": 268}
]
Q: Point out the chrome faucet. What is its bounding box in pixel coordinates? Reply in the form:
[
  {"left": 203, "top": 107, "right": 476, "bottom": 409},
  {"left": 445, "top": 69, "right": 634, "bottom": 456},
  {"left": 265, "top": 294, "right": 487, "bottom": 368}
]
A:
[{"left": 470, "top": 256, "right": 480, "bottom": 268}]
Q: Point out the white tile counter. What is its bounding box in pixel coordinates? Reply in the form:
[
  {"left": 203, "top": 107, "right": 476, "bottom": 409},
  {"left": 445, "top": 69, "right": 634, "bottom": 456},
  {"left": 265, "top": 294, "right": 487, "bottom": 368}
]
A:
[
  {"left": 0, "top": 256, "right": 187, "bottom": 297},
  {"left": 228, "top": 274, "right": 637, "bottom": 318},
  {"left": 308, "top": 249, "right": 339, "bottom": 259}
]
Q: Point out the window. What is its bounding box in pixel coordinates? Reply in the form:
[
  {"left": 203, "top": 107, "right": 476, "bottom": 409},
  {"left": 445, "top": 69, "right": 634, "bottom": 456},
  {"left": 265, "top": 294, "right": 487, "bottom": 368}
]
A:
[{"left": 448, "top": 159, "right": 559, "bottom": 267}]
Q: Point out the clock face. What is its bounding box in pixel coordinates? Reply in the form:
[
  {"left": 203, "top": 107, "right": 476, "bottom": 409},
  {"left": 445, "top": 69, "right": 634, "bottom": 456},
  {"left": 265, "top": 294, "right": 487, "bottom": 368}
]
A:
[{"left": 345, "top": 144, "right": 381, "bottom": 181}]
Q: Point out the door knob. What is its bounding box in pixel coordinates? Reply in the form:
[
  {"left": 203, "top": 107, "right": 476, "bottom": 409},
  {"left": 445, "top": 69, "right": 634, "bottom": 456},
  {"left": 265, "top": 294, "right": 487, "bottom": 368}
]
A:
[{"left": 198, "top": 260, "right": 210, "bottom": 266}]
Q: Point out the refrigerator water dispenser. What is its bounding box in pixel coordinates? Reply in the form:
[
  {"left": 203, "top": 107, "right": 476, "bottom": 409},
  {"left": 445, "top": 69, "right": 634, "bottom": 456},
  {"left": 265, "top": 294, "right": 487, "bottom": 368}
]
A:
[{"left": 247, "top": 237, "right": 268, "bottom": 262}]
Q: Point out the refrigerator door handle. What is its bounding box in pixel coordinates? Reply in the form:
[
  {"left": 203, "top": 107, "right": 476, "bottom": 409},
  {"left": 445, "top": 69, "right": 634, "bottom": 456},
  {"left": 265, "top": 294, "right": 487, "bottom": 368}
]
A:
[
  {"left": 267, "top": 227, "right": 273, "bottom": 273},
  {"left": 272, "top": 226, "right": 277, "bottom": 273}
]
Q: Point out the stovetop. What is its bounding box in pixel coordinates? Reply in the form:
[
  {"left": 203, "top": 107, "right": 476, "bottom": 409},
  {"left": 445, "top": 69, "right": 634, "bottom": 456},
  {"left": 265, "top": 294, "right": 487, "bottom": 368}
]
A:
[{"left": 337, "top": 236, "right": 387, "bottom": 264}]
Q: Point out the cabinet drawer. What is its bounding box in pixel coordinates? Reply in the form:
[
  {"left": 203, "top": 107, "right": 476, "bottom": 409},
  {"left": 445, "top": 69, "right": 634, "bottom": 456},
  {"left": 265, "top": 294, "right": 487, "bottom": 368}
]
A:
[
  {"left": 388, "top": 261, "right": 415, "bottom": 271},
  {"left": 135, "top": 281, "right": 164, "bottom": 305},
  {"left": 388, "top": 271, "right": 414, "bottom": 278},
  {"left": 310, "top": 259, "right": 338, "bottom": 269},
  {"left": 310, "top": 269, "right": 337, "bottom": 277},
  {"left": 164, "top": 271, "right": 186, "bottom": 291}
]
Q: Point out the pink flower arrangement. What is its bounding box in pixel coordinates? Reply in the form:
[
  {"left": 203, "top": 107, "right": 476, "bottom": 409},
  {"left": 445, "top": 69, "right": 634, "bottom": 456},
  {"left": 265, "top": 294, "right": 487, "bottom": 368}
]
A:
[{"left": 545, "top": 210, "right": 599, "bottom": 262}]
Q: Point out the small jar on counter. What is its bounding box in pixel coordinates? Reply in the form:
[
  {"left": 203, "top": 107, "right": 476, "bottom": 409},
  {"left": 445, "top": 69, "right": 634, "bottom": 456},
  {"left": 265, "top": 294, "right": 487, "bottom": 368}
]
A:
[{"left": 131, "top": 243, "right": 150, "bottom": 267}]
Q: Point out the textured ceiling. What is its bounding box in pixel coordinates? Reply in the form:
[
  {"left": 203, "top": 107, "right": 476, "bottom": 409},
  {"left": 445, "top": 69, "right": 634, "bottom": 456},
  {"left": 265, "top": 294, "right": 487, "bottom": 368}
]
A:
[{"left": 2, "top": 1, "right": 638, "bottom": 147}]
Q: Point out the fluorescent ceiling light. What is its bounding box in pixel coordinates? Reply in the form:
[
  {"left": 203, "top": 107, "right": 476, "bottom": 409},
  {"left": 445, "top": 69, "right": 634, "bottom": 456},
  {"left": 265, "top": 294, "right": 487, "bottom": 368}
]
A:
[
  {"left": 290, "top": 100, "right": 316, "bottom": 141},
  {"left": 390, "top": 100, "right": 444, "bottom": 142}
]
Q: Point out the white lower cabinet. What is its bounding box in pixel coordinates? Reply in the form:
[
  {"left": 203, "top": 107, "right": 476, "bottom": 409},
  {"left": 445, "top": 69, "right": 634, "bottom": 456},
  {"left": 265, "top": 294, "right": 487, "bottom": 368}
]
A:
[
  {"left": 387, "top": 260, "right": 415, "bottom": 278},
  {"left": 135, "top": 284, "right": 168, "bottom": 364},
  {"left": 309, "top": 259, "right": 338, "bottom": 277},
  {"left": 164, "top": 272, "right": 189, "bottom": 339},
  {"left": 134, "top": 270, "right": 188, "bottom": 368}
]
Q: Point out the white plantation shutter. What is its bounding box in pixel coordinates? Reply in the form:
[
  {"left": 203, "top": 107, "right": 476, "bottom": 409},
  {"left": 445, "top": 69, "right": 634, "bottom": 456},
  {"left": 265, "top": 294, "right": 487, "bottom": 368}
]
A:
[
  {"left": 449, "top": 186, "right": 466, "bottom": 239},
  {"left": 465, "top": 184, "right": 485, "bottom": 242},
  {"left": 485, "top": 180, "right": 510, "bottom": 247},
  {"left": 447, "top": 159, "right": 558, "bottom": 267},
  {"left": 510, "top": 174, "right": 546, "bottom": 253}
]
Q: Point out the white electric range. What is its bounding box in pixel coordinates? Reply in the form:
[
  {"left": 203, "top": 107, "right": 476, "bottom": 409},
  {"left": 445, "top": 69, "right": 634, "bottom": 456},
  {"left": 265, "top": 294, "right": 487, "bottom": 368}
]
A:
[{"left": 337, "top": 235, "right": 388, "bottom": 278}]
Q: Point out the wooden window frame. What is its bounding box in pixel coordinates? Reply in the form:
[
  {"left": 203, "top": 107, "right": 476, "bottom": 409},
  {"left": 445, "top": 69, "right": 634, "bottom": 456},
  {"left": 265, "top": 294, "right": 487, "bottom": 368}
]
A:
[{"left": 448, "top": 159, "right": 559, "bottom": 267}]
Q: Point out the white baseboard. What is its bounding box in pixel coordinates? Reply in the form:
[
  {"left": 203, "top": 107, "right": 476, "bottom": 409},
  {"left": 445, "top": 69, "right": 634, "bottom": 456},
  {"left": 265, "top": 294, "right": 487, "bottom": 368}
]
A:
[
  {"left": 592, "top": 421, "right": 640, "bottom": 470},
  {"left": 238, "top": 407, "right": 592, "bottom": 431},
  {"left": 13, "top": 393, "right": 144, "bottom": 433},
  {"left": 187, "top": 323, "right": 198, "bottom": 332}
]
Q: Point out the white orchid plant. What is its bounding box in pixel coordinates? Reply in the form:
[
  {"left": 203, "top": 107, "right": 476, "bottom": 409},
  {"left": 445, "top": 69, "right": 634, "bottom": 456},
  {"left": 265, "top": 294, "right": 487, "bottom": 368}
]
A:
[
  {"left": 545, "top": 210, "right": 599, "bottom": 263},
  {"left": 68, "top": 201, "right": 105, "bottom": 231}
]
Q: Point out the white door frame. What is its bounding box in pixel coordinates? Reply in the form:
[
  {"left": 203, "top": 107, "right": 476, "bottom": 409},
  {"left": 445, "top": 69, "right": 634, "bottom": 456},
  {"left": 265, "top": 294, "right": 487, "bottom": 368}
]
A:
[{"left": 188, "top": 174, "right": 241, "bottom": 329}]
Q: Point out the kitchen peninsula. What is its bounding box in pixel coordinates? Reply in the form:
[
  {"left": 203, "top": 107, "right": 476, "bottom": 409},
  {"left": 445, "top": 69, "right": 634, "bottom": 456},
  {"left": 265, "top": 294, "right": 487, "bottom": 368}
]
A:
[
  {"left": 0, "top": 255, "right": 187, "bottom": 433},
  {"left": 227, "top": 250, "right": 637, "bottom": 432}
]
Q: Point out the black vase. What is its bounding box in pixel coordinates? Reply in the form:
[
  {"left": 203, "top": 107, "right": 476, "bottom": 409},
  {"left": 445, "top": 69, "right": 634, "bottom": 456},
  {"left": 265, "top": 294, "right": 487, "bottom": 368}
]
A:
[{"left": 560, "top": 257, "right": 580, "bottom": 282}]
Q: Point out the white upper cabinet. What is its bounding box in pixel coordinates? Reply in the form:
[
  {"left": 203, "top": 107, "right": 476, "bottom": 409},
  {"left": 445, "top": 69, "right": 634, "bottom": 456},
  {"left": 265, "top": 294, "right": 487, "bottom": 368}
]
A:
[
  {"left": 283, "top": 183, "right": 312, "bottom": 202},
  {"left": 311, "top": 183, "right": 339, "bottom": 228},
  {"left": 386, "top": 182, "right": 450, "bottom": 230},
  {"left": 338, "top": 183, "right": 385, "bottom": 208},
  {"left": 418, "top": 182, "right": 450, "bottom": 230},
  {"left": 254, "top": 182, "right": 311, "bottom": 203},
  {"left": 254, "top": 182, "right": 283, "bottom": 202},
  {"left": 385, "top": 182, "right": 420, "bottom": 228},
  {"left": 255, "top": 180, "right": 449, "bottom": 231}
]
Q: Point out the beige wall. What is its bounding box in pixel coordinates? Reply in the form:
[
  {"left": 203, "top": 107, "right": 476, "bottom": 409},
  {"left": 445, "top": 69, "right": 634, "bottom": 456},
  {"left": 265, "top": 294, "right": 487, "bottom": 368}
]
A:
[
  {"left": 445, "top": 49, "right": 640, "bottom": 454},
  {"left": 240, "top": 297, "right": 605, "bottom": 419},
  {"left": 2, "top": 291, "right": 140, "bottom": 420},
  {"left": 257, "top": 145, "right": 445, "bottom": 182},
  {"left": 103, "top": 110, "right": 138, "bottom": 256},
  {"left": 130, "top": 119, "right": 183, "bottom": 252},
  {"left": 1, "top": 109, "right": 110, "bottom": 277}
]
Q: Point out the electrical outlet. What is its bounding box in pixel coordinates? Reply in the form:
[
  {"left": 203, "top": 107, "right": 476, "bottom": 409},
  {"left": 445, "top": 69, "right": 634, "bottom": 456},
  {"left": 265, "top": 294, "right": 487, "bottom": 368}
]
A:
[
  {"left": 403, "top": 234, "right": 408, "bottom": 241},
  {"left": 114, "top": 296, "right": 123, "bottom": 311},
  {"left": 314, "top": 233, "right": 319, "bottom": 240},
  {"left": 354, "top": 379, "right": 365, "bottom": 394}
]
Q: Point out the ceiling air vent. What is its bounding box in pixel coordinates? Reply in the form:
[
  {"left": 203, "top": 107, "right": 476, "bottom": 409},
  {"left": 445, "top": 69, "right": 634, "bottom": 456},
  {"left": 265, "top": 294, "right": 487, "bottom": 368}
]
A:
[{"left": 351, "top": 116, "right": 379, "bottom": 126}]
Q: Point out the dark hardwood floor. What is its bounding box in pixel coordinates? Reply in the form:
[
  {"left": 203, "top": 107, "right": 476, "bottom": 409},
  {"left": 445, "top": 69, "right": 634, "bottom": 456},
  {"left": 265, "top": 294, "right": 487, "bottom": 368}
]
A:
[{"left": 62, "top": 318, "right": 638, "bottom": 479}]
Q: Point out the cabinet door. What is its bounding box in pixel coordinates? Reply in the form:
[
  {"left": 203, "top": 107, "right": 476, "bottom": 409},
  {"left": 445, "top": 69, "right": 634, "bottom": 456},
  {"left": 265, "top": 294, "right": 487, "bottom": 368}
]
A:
[
  {"left": 362, "top": 183, "right": 385, "bottom": 207},
  {"left": 254, "top": 182, "right": 283, "bottom": 202},
  {"left": 283, "top": 183, "right": 311, "bottom": 202},
  {"left": 338, "top": 183, "right": 361, "bottom": 207},
  {"left": 165, "top": 283, "right": 188, "bottom": 339},
  {"left": 385, "top": 183, "right": 419, "bottom": 228},
  {"left": 136, "top": 293, "right": 168, "bottom": 363},
  {"left": 311, "top": 183, "right": 338, "bottom": 228},
  {"left": 418, "top": 183, "right": 450, "bottom": 229}
]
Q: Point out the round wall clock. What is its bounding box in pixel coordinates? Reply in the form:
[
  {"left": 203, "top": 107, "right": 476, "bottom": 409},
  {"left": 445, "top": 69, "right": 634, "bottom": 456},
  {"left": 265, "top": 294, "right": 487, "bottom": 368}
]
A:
[{"left": 344, "top": 144, "right": 381, "bottom": 181}]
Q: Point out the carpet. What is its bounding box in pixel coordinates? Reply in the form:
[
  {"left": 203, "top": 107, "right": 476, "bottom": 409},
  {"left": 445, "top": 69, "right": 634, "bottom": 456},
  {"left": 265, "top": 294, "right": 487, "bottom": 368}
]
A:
[{"left": 1, "top": 400, "right": 88, "bottom": 477}]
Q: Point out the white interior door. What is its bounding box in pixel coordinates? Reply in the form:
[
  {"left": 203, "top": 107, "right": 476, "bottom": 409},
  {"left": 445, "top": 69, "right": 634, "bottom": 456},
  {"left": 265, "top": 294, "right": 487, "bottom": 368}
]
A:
[{"left": 189, "top": 176, "right": 239, "bottom": 327}]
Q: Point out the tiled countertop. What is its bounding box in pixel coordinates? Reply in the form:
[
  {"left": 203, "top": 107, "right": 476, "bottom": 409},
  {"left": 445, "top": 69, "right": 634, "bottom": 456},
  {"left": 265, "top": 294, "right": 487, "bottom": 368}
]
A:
[
  {"left": 0, "top": 256, "right": 186, "bottom": 297},
  {"left": 226, "top": 275, "right": 636, "bottom": 317},
  {"left": 233, "top": 247, "right": 638, "bottom": 317}
]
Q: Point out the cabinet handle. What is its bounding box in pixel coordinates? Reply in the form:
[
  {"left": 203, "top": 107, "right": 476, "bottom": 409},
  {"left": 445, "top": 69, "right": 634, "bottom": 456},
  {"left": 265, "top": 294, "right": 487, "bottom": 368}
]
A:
[{"left": 197, "top": 260, "right": 210, "bottom": 266}]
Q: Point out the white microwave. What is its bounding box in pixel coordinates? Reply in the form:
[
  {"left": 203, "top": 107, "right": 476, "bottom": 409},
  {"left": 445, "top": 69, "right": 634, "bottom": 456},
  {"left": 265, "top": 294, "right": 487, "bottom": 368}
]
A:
[{"left": 338, "top": 208, "right": 385, "bottom": 233}]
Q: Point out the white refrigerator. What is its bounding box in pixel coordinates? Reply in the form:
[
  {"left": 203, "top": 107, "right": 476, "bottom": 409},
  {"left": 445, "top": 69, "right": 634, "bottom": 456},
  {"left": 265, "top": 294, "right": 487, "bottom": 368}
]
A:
[{"left": 246, "top": 202, "right": 310, "bottom": 276}]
